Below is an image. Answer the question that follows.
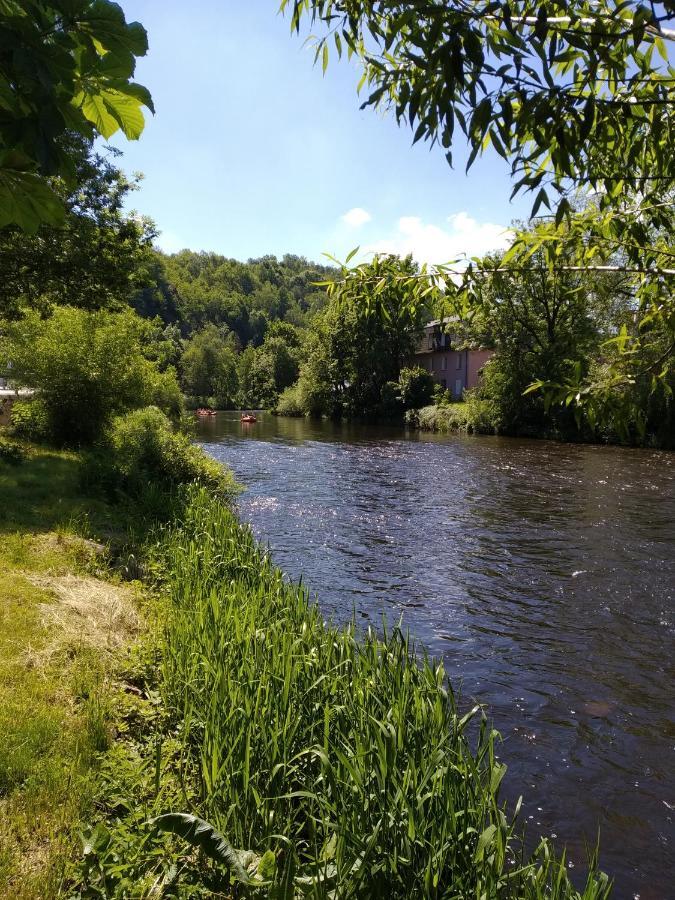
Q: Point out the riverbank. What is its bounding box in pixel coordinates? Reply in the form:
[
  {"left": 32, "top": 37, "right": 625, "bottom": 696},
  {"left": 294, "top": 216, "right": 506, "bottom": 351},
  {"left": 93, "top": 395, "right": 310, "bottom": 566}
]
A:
[
  {"left": 0, "top": 443, "right": 154, "bottom": 896},
  {"left": 1, "top": 437, "right": 613, "bottom": 898},
  {"left": 405, "top": 401, "right": 675, "bottom": 448}
]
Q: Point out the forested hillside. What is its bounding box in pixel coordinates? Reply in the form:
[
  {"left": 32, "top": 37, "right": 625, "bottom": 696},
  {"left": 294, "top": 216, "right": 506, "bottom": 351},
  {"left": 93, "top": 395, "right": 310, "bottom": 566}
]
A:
[{"left": 135, "top": 250, "right": 335, "bottom": 346}]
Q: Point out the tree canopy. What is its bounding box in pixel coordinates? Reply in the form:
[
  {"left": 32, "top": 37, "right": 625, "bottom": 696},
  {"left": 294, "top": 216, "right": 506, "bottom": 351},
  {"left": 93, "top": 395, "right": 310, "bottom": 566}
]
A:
[
  {"left": 283, "top": 1, "right": 675, "bottom": 427},
  {"left": 0, "top": 138, "right": 156, "bottom": 317},
  {"left": 0, "top": 0, "right": 153, "bottom": 231},
  {"left": 283, "top": 0, "right": 674, "bottom": 218}
]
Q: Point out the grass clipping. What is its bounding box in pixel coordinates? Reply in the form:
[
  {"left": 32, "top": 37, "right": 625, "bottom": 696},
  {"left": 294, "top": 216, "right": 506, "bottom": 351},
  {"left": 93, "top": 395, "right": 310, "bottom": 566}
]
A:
[{"left": 29, "top": 573, "right": 140, "bottom": 659}]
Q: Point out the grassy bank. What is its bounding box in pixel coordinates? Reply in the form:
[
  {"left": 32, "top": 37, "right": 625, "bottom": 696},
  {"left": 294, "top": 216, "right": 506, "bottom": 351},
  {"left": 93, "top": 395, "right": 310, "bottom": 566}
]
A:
[
  {"left": 0, "top": 443, "right": 152, "bottom": 897},
  {"left": 1, "top": 440, "right": 611, "bottom": 898},
  {"left": 69, "top": 487, "right": 611, "bottom": 898}
]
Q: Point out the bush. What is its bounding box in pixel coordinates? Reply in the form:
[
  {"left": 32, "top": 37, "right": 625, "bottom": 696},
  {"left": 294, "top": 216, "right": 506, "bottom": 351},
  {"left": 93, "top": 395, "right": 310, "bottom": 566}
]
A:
[
  {"left": 274, "top": 382, "right": 305, "bottom": 417},
  {"left": 275, "top": 371, "right": 328, "bottom": 418},
  {"left": 410, "top": 394, "right": 499, "bottom": 434},
  {"left": 397, "top": 365, "right": 436, "bottom": 409},
  {"left": 88, "top": 407, "right": 237, "bottom": 500},
  {"left": 148, "top": 367, "right": 184, "bottom": 420},
  {"left": 8, "top": 399, "right": 50, "bottom": 443},
  {"left": 2, "top": 307, "right": 183, "bottom": 446},
  {"left": 0, "top": 436, "right": 26, "bottom": 465}
]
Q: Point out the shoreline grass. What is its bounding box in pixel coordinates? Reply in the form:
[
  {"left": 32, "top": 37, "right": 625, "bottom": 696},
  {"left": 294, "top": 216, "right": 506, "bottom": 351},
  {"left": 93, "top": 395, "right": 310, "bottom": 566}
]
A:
[
  {"left": 1, "top": 441, "right": 611, "bottom": 898},
  {"left": 69, "top": 486, "right": 610, "bottom": 898}
]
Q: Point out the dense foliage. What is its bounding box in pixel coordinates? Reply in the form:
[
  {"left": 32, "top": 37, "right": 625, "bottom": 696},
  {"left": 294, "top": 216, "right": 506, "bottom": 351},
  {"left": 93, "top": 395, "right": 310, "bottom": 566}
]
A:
[
  {"left": 0, "top": 0, "right": 152, "bottom": 231},
  {"left": 277, "top": 255, "right": 429, "bottom": 419},
  {"left": 88, "top": 406, "right": 238, "bottom": 499},
  {"left": 2, "top": 307, "right": 181, "bottom": 445},
  {"left": 0, "top": 139, "right": 156, "bottom": 318},
  {"left": 70, "top": 485, "right": 611, "bottom": 898},
  {"left": 284, "top": 0, "right": 675, "bottom": 430},
  {"left": 133, "top": 251, "right": 333, "bottom": 408},
  {"left": 142, "top": 250, "right": 333, "bottom": 339},
  {"left": 315, "top": 224, "right": 673, "bottom": 444}
]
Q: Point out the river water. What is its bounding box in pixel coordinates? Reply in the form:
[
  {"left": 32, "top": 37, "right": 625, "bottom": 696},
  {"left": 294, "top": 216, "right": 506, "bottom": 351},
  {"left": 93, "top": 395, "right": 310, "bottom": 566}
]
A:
[{"left": 197, "top": 413, "right": 675, "bottom": 899}]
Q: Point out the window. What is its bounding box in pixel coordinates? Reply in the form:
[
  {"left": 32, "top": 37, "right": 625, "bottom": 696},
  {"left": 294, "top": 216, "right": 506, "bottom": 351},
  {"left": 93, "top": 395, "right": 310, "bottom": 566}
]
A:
[
  {"left": 441, "top": 356, "right": 447, "bottom": 371},
  {"left": 428, "top": 334, "right": 434, "bottom": 349},
  {"left": 430, "top": 356, "right": 434, "bottom": 371},
  {"left": 456, "top": 353, "right": 462, "bottom": 370}
]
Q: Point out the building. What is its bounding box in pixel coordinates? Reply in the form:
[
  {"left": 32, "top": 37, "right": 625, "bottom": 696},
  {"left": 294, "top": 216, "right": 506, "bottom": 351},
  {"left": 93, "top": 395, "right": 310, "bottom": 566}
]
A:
[{"left": 414, "top": 320, "right": 493, "bottom": 399}]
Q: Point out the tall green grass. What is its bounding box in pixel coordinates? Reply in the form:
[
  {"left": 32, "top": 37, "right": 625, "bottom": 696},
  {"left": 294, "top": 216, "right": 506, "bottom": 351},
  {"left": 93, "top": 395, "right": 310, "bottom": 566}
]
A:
[{"left": 157, "top": 487, "right": 610, "bottom": 898}]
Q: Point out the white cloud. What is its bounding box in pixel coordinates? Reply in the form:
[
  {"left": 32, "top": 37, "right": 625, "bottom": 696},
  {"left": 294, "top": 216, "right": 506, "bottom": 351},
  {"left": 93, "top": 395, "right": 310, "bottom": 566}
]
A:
[
  {"left": 364, "top": 212, "right": 512, "bottom": 265},
  {"left": 341, "top": 207, "right": 372, "bottom": 228}
]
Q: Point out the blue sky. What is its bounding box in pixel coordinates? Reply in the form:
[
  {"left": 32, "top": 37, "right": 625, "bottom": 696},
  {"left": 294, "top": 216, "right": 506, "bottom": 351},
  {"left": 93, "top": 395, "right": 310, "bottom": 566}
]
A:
[{"left": 111, "top": 1, "right": 532, "bottom": 264}]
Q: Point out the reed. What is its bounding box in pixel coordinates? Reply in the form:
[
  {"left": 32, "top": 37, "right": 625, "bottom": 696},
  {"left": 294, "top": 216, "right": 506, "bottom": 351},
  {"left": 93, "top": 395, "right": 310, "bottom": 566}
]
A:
[{"left": 154, "top": 487, "right": 610, "bottom": 897}]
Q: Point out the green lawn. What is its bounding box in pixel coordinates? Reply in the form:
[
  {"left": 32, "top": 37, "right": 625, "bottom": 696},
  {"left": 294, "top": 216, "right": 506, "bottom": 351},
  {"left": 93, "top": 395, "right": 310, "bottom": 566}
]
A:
[{"left": 0, "top": 443, "right": 143, "bottom": 898}]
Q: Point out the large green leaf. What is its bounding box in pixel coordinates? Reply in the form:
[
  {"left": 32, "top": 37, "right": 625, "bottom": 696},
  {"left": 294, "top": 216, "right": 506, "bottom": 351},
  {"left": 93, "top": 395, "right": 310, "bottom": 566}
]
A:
[
  {"left": 149, "top": 813, "right": 252, "bottom": 883},
  {"left": 0, "top": 169, "right": 65, "bottom": 232},
  {"left": 101, "top": 87, "right": 146, "bottom": 139},
  {"left": 77, "top": 89, "right": 119, "bottom": 138},
  {"left": 80, "top": 0, "right": 149, "bottom": 57}
]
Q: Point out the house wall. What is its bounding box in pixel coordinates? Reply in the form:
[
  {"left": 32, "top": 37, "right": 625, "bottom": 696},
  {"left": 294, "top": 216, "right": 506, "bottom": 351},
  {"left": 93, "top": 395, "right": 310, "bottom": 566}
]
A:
[
  {"left": 420, "top": 350, "right": 467, "bottom": 397},
  {"left": 466, "top": 349, "right": 494, "bottom": 390},
  {"left": 413, "top": 323, "right": 493, "bottom": 399}
]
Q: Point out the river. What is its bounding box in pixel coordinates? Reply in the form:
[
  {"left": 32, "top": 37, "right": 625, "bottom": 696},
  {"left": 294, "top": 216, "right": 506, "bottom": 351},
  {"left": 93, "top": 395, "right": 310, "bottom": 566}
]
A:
[{"left": 197, "top": 412, "right": 674, "bottom": 899}]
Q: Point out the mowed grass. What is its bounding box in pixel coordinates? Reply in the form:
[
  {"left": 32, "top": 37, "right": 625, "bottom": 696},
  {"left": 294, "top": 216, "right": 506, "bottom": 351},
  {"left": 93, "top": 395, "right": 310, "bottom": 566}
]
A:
[{"left": 0, "top": 442, "right": 141, "bottom": 898}]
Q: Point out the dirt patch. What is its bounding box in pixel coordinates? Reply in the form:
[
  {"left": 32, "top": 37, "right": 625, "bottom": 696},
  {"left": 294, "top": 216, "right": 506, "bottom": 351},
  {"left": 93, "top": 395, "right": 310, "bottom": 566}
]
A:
[{"left": 27, "top": 573, "right": 140, "bottom": 657}]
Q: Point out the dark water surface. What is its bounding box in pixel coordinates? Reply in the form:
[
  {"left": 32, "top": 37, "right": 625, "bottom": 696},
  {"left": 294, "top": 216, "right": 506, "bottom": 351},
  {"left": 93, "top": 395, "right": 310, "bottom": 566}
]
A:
[{"left": 198, "top": 413, "right": 675, "bottom": 899}]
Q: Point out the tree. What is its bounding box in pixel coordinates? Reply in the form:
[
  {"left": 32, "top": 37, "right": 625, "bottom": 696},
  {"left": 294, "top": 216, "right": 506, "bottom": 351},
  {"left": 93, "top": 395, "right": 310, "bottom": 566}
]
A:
[
  {"left": 181, "top": 325, "right": 239, "bottom": 406},
  {"left": 0, "top": 138, "right": 157, "bottom": 317},
  {"left": 157, "top": 250, "right": 334, "bottom": 346},
  {"left": 2, "top": 306, "right": 180, "bottom": 445},
  {"left": 0, "top": 0, "right": 153, "bottom": 231},
  {"left": 236, "top": 332, "right": 301, "bottom": 408},
  {"left": 305, "top": 255, "right": 428, "bottom": 418},
  {"left": 283, "top": 1, "right": 675, "bottom": 426}
]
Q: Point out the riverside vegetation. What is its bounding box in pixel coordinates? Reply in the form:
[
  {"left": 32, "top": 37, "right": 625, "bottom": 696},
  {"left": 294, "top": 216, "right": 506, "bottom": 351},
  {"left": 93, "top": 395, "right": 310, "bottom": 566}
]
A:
[
  {"left": 0, "top": 0, "right": 672, "bottom": 894},
  {"left": 0, "top": 432, "right": 613, "bottom": 898},
  {"left": 0, "top": 314, "right": 611, "bottom": 895}
]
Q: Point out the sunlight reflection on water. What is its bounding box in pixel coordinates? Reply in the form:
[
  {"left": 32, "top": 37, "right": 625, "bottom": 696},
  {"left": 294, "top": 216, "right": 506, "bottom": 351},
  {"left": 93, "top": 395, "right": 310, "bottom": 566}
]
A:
[{"left": 198, "top": 412, "right": 675, "bottom": 898}]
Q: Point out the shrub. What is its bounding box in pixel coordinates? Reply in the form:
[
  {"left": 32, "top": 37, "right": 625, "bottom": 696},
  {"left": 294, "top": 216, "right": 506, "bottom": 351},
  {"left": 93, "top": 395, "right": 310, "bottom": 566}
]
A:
[
  {"left": 274, "top": 382, "right": 305, "bottom": 417},
  {"left": 397, "top": 365, "right": 436, "bottom": 409},
  {"left": 90, "top": 407, "right": 237, "bottom": 500},
  {"left": 148, "top": 367, "right": 184, "bottom": 420},
  {"left": 0, "top": 436, "right": 26, "bottom": 465},
  {"left": 411, "top": 394, "right": 499, "bottom": 435},
  {"left": 2, "top": 307, "right": 183, "bottom": 446},
  {"left": 8, "top": 399, "right": 50, "bottom": 442},
  {"left": 275, "top": 371, "right": 328, "bottom": 418}
]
